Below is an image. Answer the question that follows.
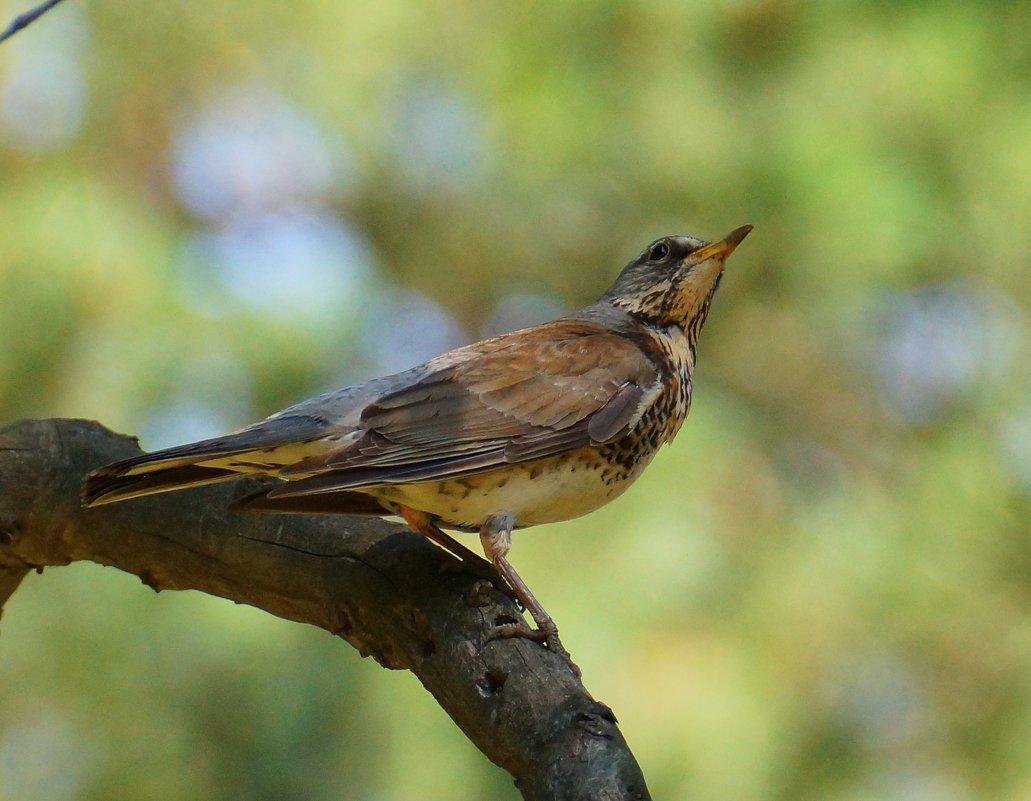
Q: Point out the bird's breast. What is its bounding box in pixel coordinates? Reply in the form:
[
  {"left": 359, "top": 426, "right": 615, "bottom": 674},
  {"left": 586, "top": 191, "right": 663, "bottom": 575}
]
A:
[{"left": 643, "top": 324, "right": 694, "bottom": 444}]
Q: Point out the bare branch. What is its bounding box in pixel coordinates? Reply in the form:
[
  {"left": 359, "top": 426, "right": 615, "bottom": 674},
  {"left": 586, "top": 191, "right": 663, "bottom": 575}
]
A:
[
  {"left": 0, "top": 418, "right": 651, "bottom": 801},
  {"left": 0, "top": 0, "right": 69, "bottom": 45}
]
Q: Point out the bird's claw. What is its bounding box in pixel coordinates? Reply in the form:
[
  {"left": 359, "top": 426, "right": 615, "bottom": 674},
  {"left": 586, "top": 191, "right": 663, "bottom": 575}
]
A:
[
  {"left": 490, "top": 617, "right": 581, "bottom": 678},
  {"left": 491, "top": 619, "right": 547, "bottom": 642}
]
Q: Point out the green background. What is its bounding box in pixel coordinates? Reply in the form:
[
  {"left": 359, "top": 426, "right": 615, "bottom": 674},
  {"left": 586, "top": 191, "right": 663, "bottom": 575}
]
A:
[{"left": 2, "top": 1, "right": 1030, "bottom": 799}]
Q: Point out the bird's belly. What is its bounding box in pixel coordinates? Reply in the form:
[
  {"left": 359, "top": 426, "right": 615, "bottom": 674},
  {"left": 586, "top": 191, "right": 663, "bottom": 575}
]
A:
[{"left": 369, "top": 447, "right": 653, "bottom": 530}]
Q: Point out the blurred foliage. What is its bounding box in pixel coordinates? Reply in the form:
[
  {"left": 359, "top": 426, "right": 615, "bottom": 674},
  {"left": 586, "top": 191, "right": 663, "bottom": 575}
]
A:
[{"left": 1, "top": 0, "right": 1030, "bottom": 799}]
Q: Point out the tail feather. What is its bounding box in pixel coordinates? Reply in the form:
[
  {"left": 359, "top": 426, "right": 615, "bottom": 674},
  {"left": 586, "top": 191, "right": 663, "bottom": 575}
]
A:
[
  {"left": 81, "top": 433, "right": 274, "bottom": 507},
  {"left": 80, "top": 413, "right": 335, "bottom": 507},
  {"left": 82, "top": 464, "right": 244, "bottom": 506}
]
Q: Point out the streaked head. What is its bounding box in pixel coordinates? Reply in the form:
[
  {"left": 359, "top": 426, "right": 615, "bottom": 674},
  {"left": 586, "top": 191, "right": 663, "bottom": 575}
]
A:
[{"left": 604, "top": 225, "right": 752, "bottom": 333}]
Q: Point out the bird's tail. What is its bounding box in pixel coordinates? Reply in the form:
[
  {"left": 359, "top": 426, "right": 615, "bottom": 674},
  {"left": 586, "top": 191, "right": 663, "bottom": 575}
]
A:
[
  {"left": 82, "top": 461, "right": 244, "bottom": 507},
  {"left": 81, "top": 415, "right": 332, "bottom": 507},
  {"left": 81, "top": 440, "right": 262, "bottom": 507}
]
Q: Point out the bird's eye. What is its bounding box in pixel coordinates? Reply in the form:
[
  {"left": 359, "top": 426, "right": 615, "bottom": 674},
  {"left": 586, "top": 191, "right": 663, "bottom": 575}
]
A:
[{"left": 648, "top": 241, "right": 670, "bottom": 261}]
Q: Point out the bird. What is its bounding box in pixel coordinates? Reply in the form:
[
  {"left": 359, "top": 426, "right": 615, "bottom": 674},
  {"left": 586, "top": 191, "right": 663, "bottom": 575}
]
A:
[{"left": 82, "top": 225, "right": 752, "bottom": 674}]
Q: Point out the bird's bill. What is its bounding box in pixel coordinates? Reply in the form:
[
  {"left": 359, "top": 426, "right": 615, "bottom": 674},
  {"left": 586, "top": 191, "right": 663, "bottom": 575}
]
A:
[{"left": 690, "top": 224, "right": 753, "bottom": 263}]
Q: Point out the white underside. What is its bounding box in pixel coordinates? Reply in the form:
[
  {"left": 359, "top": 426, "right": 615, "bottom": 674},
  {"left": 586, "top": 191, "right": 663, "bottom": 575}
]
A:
[{"left": 368, "top": 449, "right": 655, "bottom": 529}]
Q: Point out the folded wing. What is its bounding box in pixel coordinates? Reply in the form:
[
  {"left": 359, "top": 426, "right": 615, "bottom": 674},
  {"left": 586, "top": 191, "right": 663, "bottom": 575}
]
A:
[{"left": 267, "top": 319, "right": 660, "bottom": 499}]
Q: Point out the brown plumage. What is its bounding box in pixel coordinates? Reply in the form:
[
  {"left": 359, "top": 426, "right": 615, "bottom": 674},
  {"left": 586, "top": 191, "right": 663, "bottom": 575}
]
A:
[{"left": 82, "top": 225, "right": 752, "bottom": 673}]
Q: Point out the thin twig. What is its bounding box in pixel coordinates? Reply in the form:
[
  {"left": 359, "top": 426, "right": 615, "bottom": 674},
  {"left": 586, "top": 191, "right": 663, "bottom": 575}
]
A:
[{"left": 0, "top": 0, "right": 69, "bottom": 45}]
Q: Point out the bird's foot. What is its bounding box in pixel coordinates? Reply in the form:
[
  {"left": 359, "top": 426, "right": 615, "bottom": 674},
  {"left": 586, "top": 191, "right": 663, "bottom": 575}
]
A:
[
  {"left": 490, "top": 615, "right": 580, "bottom": 678},
  {"left": 480, "top": 513, "right": 581, "bottom": 678}
]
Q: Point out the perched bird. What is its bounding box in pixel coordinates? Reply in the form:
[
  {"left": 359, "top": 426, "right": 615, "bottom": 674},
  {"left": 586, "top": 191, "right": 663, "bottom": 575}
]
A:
[{"left": 82, "top": 225, "right": 752, "bottom": 673}]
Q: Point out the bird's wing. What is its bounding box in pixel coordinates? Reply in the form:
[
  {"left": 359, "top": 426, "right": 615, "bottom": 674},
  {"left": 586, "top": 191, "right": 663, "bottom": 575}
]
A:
[{"left": 269, "top": 319, "right": 660, "bottom": 497}]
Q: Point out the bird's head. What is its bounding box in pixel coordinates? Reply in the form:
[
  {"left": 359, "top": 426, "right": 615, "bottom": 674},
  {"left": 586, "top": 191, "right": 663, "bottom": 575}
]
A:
[{"left": 604, "top": 225, "right": 752, "bottom": 334}]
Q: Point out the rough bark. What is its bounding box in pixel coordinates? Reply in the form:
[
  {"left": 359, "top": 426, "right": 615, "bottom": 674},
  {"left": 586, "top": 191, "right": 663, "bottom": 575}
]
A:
[{"left": 0, "top": 418, "right": 650, "bottom": 801}]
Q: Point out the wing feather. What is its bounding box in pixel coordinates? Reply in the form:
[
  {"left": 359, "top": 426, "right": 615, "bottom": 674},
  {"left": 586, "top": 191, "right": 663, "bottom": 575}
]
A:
[{"left": 277, "top": 319, "right": 661, "bottom": 493}]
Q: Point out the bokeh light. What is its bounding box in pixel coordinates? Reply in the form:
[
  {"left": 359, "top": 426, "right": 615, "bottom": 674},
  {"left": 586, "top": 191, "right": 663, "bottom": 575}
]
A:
[
  {"left": 873, "top": 283, "right": 1024, "bottom": 426},
  {"left": 170, "top": 82, "right": 351, "bottom": 222},
  {"left": 359, "top": 287, "right": 468, "bottom": 375}
]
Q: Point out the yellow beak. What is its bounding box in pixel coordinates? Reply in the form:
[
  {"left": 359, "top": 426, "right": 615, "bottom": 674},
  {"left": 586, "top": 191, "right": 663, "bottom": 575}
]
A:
[{"left": 690, "top": 224, "right": 753, "bottom": 263}]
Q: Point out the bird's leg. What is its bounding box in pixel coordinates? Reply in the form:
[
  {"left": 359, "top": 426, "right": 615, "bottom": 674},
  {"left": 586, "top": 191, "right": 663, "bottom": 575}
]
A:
[
  {"left": 480, "top": 512, "right": 580, "bottom": 677},
  {"left": 399, "top": 506, "right": 510, "bottom": 590},
  {"left": 400, "top": 505, "right": 483, "bottom": 564}
]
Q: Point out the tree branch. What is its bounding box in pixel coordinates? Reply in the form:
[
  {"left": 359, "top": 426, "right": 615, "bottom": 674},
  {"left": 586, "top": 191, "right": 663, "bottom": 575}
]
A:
[
  {"left": 0, "top": 418, "right": 650, "bottom": 801},
  {"left": 0, "top": 0, "right": 70, "bottom": 45}
]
